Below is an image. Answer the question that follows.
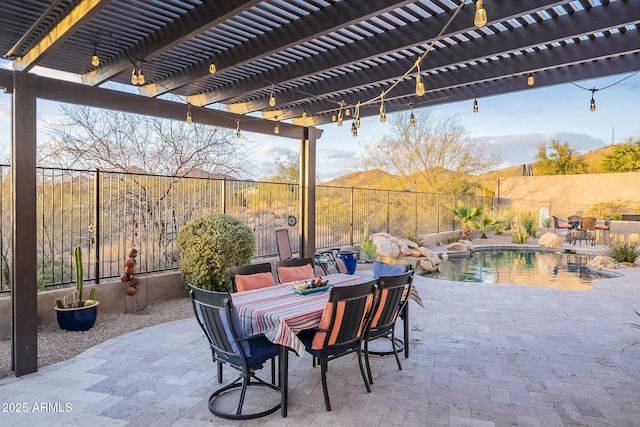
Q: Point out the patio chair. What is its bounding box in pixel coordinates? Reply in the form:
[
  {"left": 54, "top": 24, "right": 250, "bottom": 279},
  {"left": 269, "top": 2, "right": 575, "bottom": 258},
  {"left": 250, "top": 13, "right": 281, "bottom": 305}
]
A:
[
  {"left": 189, "top": 285, "right": 281, "bottom": 420},
  {"left": 576, "top": 216, "right": 596, "bottom": 246},
  {"left": 364, "top": 271, "right": 414, "bottom": 385},
  {"left": 371, "top": 261, "right": 412, "bottom": 358},
  {"left": 596, "top": 217, "right": 612, "bottom": 244},
  {"left": 275, "top": 228, "right": 293, "bottom": 261},
  {"left": 298, "top": 280, "right": 377, "bottom": 411},
  {"left": 275, "top": 257, "right": 315, "bottom": 283},
  {"left": 229, "top": 263, "right": 276, "bottom": 293},
  {"left": 552, "top": 215, "right": 573, "bottom": 241}
]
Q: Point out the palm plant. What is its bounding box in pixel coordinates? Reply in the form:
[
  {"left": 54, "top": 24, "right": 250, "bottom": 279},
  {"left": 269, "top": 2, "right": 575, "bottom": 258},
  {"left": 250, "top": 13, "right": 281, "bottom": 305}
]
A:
[
  {"left": 447, "top": 201, "right": 484, "bottom": 239},
  {"left": 473, "top": 215, "right": 494, "bottom": 239}
]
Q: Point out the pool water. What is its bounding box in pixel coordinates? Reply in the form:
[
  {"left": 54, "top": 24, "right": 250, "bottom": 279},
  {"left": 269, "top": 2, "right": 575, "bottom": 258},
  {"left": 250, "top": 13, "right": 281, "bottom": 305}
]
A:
[{"left": 428, "top": 250, "right": 605, "bottom": 290}]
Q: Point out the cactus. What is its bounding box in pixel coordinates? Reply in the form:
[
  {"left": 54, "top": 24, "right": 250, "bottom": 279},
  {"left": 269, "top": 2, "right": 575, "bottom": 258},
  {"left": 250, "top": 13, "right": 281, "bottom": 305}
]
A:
[
  {"left": 55, "top": 246, "right": 97, "bottom": 308},
  {"left": 361, "top": 239, "right": 377, "bottom": 259}
]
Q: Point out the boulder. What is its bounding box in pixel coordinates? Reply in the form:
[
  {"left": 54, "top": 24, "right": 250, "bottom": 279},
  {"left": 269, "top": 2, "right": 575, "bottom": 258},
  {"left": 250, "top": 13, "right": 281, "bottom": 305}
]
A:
[
  {"left": 588, "top": 255, "right": 618, "bottom": 270},
  {"left": 447, "top": 239, "right": 474, "bottom": 252},
  {"left": 538, "top": 232, "right": 564, "bottom": 249},
  {"left": 371, "top": 232, "right": 441, "bottom": 273}
]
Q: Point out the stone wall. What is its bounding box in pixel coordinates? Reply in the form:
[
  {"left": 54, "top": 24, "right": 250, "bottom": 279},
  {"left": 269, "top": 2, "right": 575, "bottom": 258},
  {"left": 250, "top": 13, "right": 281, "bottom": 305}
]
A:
[{"left": 497, "top": 171, "right": 640, "bottom": 206}]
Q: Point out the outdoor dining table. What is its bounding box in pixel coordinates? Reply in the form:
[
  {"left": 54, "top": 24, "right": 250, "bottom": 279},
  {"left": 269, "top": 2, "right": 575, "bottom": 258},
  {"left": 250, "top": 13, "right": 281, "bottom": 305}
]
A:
[{"left": 232, "top": 272, "right": 423, "bottom": 417}]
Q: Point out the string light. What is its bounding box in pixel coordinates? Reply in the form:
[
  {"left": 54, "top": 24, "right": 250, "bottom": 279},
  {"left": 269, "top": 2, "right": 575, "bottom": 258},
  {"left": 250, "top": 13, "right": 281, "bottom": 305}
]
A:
[
  {"left": 130, "top": 67, "right": 138, "bottom": 85},
  {"left": 409, "top": 102, "right": 415, "bottom": 126},
  {"left": 590, "top": 89, "right": 597, "bottom": 112},
  {"left": 379, "top": 92, "right": 386, "bottom": 123},
  {"left": 351, "top": 121, "right": 358, "bottom": 137},
  {"left": 473, "top": 97, "right": 479, "bottom": 113},
  {"left": 186, "top": 104, "right": 192, "bottom": 124},
  {"left": 269, "top": 84, "right": 276, "bottom": 107},
  {"left": 274, "top": 120, "right": 280, "bottom": 134},
  {"left": 90, "top": 32, "right": 100, "bottom": 67},
  {"left": 337, "top": 101, "right": 344, "bottom": 126},
  {"left": 354, "top": 102, "right": 361, "bottom": 128},
  {"left": 137, "top": 66, "right": 145, "bottom": 85},
  {"left": 236, "top": 120, "right": 241, "bottom": 138},
  {"left": 527, "top": 73, "right": 535, "bottom": 86},
  {"left": 474, "top": 0, "right": 487, "bottom": 28},
  {"left": 415, "top": 59, "right": 425, "bottom": 96},
  {"left": 209, "top": 62, "right": 216, "bottom": 74}
]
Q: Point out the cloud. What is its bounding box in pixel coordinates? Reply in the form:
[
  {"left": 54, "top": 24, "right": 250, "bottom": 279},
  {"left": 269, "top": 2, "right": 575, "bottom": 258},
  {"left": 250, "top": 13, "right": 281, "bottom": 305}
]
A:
[{"left": 479, "top": 132, "right": 608, "bottom": 167}]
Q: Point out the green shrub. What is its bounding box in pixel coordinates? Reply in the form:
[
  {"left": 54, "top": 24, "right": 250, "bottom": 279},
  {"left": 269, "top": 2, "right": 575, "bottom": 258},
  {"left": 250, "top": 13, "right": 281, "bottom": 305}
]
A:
[
  {"left": 487, "top": 206, "right": 515, "bottom": 234},
  {"left": 518, "top": 211, "right": 537, "bottom": 238},
  {"left": 177, "top": 213, "right": 255, "bottom": 291},
  {"left": 511, "top": 227, "right": 528, "bottom": 244},
  {"left": 605, "top": 240, "right": 640, "bottom": 264}
]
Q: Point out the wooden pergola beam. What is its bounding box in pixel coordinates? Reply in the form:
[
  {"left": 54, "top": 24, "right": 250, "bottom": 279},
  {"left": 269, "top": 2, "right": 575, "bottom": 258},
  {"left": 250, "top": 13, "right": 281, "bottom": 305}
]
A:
[{"left": 13, "top": 0, "right": 109, "bottom": 72}]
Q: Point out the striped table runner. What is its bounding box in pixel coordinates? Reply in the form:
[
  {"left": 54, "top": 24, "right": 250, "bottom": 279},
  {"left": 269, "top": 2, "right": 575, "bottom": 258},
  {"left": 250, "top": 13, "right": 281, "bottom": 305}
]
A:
[{"left": 233, "top": 273, "right": 423, "bottom": 356}]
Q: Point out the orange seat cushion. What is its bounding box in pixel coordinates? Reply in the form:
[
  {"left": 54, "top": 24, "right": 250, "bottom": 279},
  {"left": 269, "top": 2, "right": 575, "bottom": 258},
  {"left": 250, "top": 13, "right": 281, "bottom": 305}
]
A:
[
  {"left": 235, "top": 272, "right": 275, "bottom": 292},
  {"left": 595, "top": 224, "right": 609, "bottom": 230},
  {"left": 278, "top": 264, "right": 314, "bottom": 283}
]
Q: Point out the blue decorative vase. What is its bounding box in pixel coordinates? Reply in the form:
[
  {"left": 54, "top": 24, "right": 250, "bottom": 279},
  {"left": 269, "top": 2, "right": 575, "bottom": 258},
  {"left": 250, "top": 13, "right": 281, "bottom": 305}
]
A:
[
  {"left": 55, "top": 302, "right": 99, "bottom": 331},
  {"left": 339, "top": 251, "right": 357, "bottom": 275}
]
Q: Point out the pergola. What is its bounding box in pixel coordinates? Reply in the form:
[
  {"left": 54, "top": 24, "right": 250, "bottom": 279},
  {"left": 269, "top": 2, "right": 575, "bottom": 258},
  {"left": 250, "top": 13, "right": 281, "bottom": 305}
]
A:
[{"left": 1, "top": 0, "right": 638, "bottom": 376}]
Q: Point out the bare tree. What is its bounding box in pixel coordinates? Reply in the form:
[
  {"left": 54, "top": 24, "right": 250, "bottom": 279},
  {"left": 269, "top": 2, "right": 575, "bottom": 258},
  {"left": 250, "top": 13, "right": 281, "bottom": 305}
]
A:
[
  {"left": 362, "top": 110, "right": 501, "bottom": 194},
  {"left": 40, "top": 105, "right": 250, "bottom": 177}
]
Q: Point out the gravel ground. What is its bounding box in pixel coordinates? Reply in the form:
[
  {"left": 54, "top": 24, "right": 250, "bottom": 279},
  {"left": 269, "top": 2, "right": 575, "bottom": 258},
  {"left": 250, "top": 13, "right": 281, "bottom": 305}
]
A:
[{"left": 0, "top": 297, "right": 193, "bottom": 379}]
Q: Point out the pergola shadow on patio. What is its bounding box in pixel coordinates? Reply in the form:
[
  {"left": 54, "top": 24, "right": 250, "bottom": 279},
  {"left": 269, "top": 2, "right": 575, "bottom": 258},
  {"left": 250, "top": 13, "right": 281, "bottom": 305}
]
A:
[
  {"left": 1, "top": 265, "right": 640, "bottom": 426},
  {"left": 2, "top": 0, "right": 639, "bottom": 376}
]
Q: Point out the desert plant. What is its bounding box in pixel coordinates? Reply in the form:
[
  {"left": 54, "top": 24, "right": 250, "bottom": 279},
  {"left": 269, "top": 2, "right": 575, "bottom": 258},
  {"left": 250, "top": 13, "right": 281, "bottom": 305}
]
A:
[
  {"left": 177, "top": 213, "right": 255, "bottom": 291},
  {"left": 361, "top": 239, "right": 377, "bottom": 259},
  {"left": 487, "top": 206, "right": 515, "bottom": 234},
  {"left": 447, "top": 201, "right": 484, "bottom": 239},
  {"left": 511, "top": 227, "right": 528, "bottom": 244},
  {"left": 401, "top": 228, "right": 424, "bottom": 247},
  {"left": 542, "top": 217, "right": 553, "bottom": 228},
  {"left": 605, "top": 240, "right": 640, "bottom": 264},
  {"left": 518, "top": 211, "right": 538, "bottom": 238},
  {"left": 54, "top": 246, "right": 96, "bottom": 309},
  {"left": 473, "top": 215, "right": 494, "bottom": 238}
]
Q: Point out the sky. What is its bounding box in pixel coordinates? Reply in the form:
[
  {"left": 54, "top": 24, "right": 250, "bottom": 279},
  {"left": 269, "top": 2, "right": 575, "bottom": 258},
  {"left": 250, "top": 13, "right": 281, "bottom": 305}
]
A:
[{"left": 1, "top": 60, "right": 639, "bottom": 182}]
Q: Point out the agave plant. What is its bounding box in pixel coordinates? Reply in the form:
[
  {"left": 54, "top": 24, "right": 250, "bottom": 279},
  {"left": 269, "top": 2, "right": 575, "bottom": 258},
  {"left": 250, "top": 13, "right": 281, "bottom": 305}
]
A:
[{"left": 447, "top": 201, "right": 484, "bottom": 239}]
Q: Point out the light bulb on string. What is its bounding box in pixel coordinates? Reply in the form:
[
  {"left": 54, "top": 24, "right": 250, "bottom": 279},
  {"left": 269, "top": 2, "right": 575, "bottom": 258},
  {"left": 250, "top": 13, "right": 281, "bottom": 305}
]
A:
[
  {"left": 409, "top": 102, "right": 415, "bottom": 126},
  {"left": 269, "top": 84, "right": 276, "bottom": 107},
  {"left": 274, "top": 121, "right": 280, "bottom": 134},
  {"left": 474, "top": 0, "right": 487, "bottom": 28},
  {"left": 351, "top": 121, "right": 358, "bottom": 137},
  {"left": 416, "top": 74, "right": 425, "bottom": 97},
  {"left": 209, "top": 62, "right": 216, "bottom": 74},
  {"left": 137, "top": 67, "right": 145, "bottom": 85},
  {"left": 590, "top": 96, "right": 596, "bottom": 112},
  {"left": 130, "top": 67, "right": 138, "bottom": 85},
  {"left": 379, "top": 92, "right": 386, "bottom": 123},
  {"left": 90, "top": 32, "right": 100, "bottom": 67},
  {"left": 527, "top": 73, "right": 535, "bottom": 86},
  {"left": 473, "top": 98, "right": 479, "bottom": 113},
  {"left": 345, "top": 108, "right": 351, "bottom": 117},
  {"left": 354, "top": 102, "right": 361, "bottom": 128},
  {"left": 337, "top": 101, "right": 344, "bottom": 126},
  {"left": 236, "top": 120, "right": 241, "bottom": 138},
  {"left": 186, "top": 104, "right": 192, "bottom": 124}
]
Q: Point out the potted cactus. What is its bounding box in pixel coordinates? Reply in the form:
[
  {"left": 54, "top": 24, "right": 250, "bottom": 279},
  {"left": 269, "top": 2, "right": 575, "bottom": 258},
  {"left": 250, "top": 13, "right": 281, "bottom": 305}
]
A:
[{"left": 54, "top": 246, "right": 99, "bottom": 331}]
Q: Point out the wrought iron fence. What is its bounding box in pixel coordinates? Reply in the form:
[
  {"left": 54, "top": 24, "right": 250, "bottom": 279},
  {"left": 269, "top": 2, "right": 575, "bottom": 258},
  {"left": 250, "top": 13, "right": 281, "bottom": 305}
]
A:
[{"left": 2, "top": 164, "right": 615, "bottom": 295}]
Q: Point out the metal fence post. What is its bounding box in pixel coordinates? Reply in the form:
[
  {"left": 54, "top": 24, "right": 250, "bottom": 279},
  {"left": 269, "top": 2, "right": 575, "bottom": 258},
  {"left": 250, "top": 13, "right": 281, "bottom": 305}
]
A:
[
  {"left": 222, "top": 178, "right": 227, "bottom": 214},
  {"left": 94, "top": 169, "right": 100, "bottom": 284},
  {"left": 386, "top": 190, "right": 390, "bottom": 233},
  {"left": 350, "top": 187, "right": 354, "bottom": 246}
]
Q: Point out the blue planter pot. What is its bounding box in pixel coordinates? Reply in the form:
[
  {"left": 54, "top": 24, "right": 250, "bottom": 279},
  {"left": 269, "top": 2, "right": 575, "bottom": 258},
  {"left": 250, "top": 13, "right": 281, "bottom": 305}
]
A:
[
  {"left": 55, "top": 302, "right": 99, "bottom": 331},
  {"left": 339, "top": 251, "right": 357, "bottom": 275}
]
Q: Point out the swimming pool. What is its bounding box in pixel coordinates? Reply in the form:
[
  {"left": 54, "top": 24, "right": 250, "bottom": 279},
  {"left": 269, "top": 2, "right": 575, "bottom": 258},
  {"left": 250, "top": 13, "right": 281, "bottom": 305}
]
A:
[{"left": 428, "top": 250, "right": 607, "bottom": 290}]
